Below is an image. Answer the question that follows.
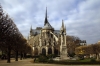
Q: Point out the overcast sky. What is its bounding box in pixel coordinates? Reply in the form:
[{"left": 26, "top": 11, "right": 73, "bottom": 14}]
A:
[{"left": 1, "top": 0, "right": 100, "bottom": 44}]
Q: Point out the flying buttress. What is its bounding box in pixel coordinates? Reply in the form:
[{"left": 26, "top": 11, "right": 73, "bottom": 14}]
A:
[{"left": 50, "top": 31, "right": 58, "bottom": 42}]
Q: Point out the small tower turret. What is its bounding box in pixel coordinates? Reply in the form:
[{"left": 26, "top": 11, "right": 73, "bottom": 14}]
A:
[
  {"left": 60, "top": 20, "right": 65, "bottom": 34},
  {"left": 30, "top": 25, "right": 33, "bottom": 36}
]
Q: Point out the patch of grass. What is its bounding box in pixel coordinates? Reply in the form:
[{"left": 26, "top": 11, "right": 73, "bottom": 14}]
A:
[{"left": 79, "top": 58, "right": 91, "bottom": 62}]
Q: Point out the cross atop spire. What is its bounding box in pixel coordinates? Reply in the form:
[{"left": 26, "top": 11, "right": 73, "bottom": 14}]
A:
[{"left": 44, "top": 7, "right": 48, "bottom": 26}]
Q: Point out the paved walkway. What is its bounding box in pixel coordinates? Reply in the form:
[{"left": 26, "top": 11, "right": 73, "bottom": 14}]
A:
[{"left": 0, "top": 58, "right": 100, "bottom": 66}]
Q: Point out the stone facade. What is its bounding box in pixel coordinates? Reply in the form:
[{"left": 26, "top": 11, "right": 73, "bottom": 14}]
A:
[{"left": 27, "top": 8, "right": 68, "bottom": 59}]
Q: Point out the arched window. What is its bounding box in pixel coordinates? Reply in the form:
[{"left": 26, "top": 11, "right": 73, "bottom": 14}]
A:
[
  {"left": 48, "top": 48, "right": 52, "bottom": 54},
  {"left": 42, "top": 48, "right": 46, "bottom": 55},
  {"left": 54, "top": 48, "right": 58, "bottom": 55}
]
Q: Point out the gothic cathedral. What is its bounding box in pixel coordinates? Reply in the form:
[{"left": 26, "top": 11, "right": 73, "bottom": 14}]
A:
[{"left": 28, "top": 8, "right": 68, "bottom": 59}]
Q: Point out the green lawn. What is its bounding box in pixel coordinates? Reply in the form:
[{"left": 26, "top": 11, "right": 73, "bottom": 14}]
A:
[
  {"left": 79, "top": 58, "right": 91, "bottom": 62},
  {"left": 64, "top": 58, "right": 91, "bottom": 62}
]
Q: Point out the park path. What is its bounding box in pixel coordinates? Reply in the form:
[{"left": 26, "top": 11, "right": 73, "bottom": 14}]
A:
[{"left": 0, "top": 58, "right": 100, "bottom": 66}]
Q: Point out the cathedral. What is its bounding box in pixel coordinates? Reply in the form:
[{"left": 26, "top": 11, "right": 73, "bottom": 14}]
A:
[{"left": 28, "top": 8, "right": 68, "bottom": 59}]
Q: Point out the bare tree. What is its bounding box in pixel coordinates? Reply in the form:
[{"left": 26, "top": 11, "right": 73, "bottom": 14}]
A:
[
  {"left": 66, "top": 35, "right": 80, "bottom": 57},
  {"left": 0, "top": 4, "right": 30, "bottom": 63}
]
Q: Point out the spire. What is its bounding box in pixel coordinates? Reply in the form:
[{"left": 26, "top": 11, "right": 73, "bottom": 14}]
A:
[
  {"left": 44, "top": 7, "right": 48, "bottom": 26},
  {"left": 46, "top": 7, "right": 47, "bottom": 19},
  {"left": 60, "top": 19, "right": 65, "bottom": 33},
  {"left": 30, "top": 25, "right": 33, "bottom": 36},
  {"left": 30, "top": 25, "right": 32, "bottom": 33},
  {"left": 61, "top": 19, "right": 64, "bottom": 30},
  {"left": 62, "top": 20, "right": 64, "bottom": 28},
  {"left": 30, "top": 25, "right": 32, "bottom": 30}
]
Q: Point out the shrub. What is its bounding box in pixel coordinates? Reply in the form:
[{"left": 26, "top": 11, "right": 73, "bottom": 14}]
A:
[
  {"left": 47, "top": 54, "right": 55, "bottom": 58},
  {"left": 38, "top": 55, "right": 48, "bottom": 62},
  {"left": 47, "top": 58, "right": 54, "bottom": 63},
  {"left": 34, "top": 54, "right": 55, "bottom": 63},
  {"left": 34, "top": 58, "right": 39, "bottom": 63},
  {"left": 90, "top": 58, "right": 96, "bottom": 62}
]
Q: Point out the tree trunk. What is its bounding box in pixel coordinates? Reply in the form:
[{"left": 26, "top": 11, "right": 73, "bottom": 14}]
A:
[
  {"left": 15, "top": 50, "right": 18, "bottom": 61},
  {"left": 20, "top": 52, "right": 23, "bottom": 60},
  {"left": 7, "top": 46, "right": 11, "bottom": 63}
]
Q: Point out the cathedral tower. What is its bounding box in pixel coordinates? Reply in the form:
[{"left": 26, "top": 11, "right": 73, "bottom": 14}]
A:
[{"left": 30, "top": 25, "right": 33, "bottom": 37}]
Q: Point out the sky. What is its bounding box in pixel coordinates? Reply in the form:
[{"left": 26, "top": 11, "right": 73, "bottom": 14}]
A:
[{"left": 0, "top": 0, "right": 100, "bottom": 44}]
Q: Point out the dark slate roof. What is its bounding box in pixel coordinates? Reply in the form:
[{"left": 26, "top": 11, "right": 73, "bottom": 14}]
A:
[
  {"left": 32, "top": 29, "right": 40, "bottom": 36},
  {"left": 31, "top": 28, "right": 60, "bottom": 36},
  {"left": 42, "top": 22, "right": 54, "bottom": 30}
]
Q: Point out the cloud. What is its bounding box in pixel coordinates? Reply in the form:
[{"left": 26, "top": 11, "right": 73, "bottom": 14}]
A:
[{"left": 0, "top": 0, "right": 100, "bottom": 44}]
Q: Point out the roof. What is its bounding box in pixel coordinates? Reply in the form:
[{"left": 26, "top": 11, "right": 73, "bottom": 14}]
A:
[
  {"left": 31, "top": 29, "right": 40, "bottom": 36},
  {"left": 42, "top": 22, "right": 54, "bottom": 30}
]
